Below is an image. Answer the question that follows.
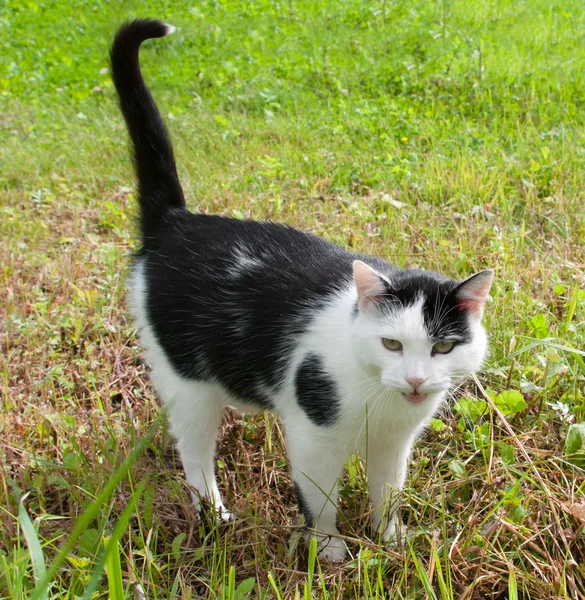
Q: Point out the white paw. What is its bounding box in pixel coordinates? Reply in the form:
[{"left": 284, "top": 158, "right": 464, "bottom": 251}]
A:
[
  {"left": 192, "top": 493, "right": 233, "bottom": 522},
  {"left": 316, "top": 536, "right": 348, "bottom": 563},
  {"left": 374, "top": 514, "right": 404, "bottom": 545},
  {"left": 213, "top": 504, "right": 233, "bottom": 522}
]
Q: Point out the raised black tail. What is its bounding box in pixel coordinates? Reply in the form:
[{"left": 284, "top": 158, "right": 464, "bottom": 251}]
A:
[{"left": 110, "top": 19, "right": 186, "bottom": 241}]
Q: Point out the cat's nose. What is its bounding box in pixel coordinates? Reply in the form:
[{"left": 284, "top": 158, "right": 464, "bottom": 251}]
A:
[{"left": 406, "top": 376, "right": 426, "bottom": 390}]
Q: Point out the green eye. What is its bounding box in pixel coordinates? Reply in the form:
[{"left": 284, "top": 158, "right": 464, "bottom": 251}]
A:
[
  {"left": 382, "top": 339, "right": 403, "bottom": 351},
  {"left": 432, "top": 341, "right": 455, "bottom": 354}
]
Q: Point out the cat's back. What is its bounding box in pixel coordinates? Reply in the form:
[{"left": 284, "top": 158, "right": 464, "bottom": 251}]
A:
[{"left": 140, "top": 211, "right": 364, "bottom": 302}]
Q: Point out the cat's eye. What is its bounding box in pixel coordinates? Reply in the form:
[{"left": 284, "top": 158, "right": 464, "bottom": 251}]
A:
[
  {"left": 382, "top": 338, "right": 403, "bottom": 351},
  {"left": 432, "top": 341, "right": 455, "bottom": 355}
]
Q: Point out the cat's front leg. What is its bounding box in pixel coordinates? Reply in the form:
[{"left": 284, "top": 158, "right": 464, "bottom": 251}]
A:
[
  {"left": 285, "top": 422, "right": 348, "bottom": 562},
  {"left": 367, "top": 433, "right": 415, "bottom": 544}
]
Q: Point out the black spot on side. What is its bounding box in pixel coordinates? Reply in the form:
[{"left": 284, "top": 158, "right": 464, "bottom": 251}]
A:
[
  {"left": 295, "top": 354, "right": 340, "bottom": 427},
  {"left": 294, "top": 481, "right": 314, "bottom": 527}
]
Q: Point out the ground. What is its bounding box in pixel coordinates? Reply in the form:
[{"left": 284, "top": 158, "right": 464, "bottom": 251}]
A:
[{"left": 1, "top": 0, "right": 585, "bottom": 598}]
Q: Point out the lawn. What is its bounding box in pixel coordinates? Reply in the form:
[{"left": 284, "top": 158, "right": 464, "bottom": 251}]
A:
[{"left": 1, "top": 0, "right": 585, "bottom": 598}]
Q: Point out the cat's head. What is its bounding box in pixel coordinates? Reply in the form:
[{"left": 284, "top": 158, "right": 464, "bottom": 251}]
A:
[{"left": 351, "top": 260, "right": 493, "bottom": 405}]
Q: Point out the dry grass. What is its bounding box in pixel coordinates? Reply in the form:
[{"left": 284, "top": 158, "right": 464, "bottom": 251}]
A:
[{"left": 2, "top": 185, "right": 584, "bottom": 598}]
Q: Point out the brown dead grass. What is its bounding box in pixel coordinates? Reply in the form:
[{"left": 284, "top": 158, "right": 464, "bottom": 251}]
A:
[{"left": 1, "top": 182, "right": 585, "bottom": 598}]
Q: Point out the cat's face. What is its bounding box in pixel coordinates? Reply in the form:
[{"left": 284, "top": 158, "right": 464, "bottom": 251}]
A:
[{"left": 351, "top": 261, "right": 493, "bottom": 404}]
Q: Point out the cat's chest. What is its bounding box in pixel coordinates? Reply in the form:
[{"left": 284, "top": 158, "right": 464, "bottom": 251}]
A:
[{"left": 338, "top": 381, "right": 437, "bottom": 444}]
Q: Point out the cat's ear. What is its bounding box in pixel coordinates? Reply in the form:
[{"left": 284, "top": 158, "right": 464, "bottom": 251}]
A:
[
  {"left": 353, "top": 260, "right": 390, "bottom": 309},
  {"left": 455, "top": 269, "right": 494, "bottom": 318}
]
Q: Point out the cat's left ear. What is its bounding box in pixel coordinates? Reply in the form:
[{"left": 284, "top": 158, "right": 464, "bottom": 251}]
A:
[{"left": 454, "top": 269, "right": 494, "bottom": 318}]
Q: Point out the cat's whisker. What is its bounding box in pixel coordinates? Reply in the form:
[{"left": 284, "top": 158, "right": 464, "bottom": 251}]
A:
[{"left": 352, "top": 386, "right": 392, "bottom": 444}]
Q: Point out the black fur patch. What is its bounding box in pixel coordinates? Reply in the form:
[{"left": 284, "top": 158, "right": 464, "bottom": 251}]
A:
[
  {"left": 295, "top": 354, "right": 340, "bottom": 427},
  {"left": 294, "top": 481, "right": 314, "bottom": 527},
  {"left": 373, "top": 270, "right": 472, "bottom": 344}
]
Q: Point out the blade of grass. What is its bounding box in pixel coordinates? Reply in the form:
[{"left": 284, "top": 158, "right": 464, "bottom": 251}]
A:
[
  {"left": 267, "top": 572, "right": 283, "bottom": 600},
  {"left": 508, "top": 562, "right": 518, "bottom": 600},
  {"left": 227, "top": 565, "right": 236, "bottom": 600},
  {"left": 19, "top": 495, "right": 48, "bottom": 600},
  {"left": 304, "top": 536, "right": 318, "bottom": 600},
  {"left": 410, "top": 543, "right": 438, "bottom": 600},
  {"left": 104, "top": 536, "right": 124, "bottom": 600},
  {"left": 431, "top": 545, "right": 450, "bottom": 600},
  {"left": 82, "top": 477, "right": 148, "bottom": 600},
  {"left": 564, "top": 283, "right": 579, "bottom": 333},
  {"left": 31, "top": 416, "right": 162, "bottom": 600},
  {"left": 510, "top": 337, "right": 585, "bottom": 358}
]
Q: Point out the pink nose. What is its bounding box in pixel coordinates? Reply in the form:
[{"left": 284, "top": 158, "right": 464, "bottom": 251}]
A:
[{"left": 406, "top": 376, "right": 426, "bottom": 390}]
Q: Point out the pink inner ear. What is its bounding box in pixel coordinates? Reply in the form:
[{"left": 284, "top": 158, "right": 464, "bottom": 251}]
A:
[
  {"left": 353, "top": 260, "right": 388, "bottom": 308},
  {"left": 455, "top": 270, "right": 494, "bottom": 314}
]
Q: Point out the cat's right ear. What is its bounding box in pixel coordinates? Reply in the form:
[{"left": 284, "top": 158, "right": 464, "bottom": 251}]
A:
[{"left": 353, "top": 261, "right": 390, "bottom": 310}]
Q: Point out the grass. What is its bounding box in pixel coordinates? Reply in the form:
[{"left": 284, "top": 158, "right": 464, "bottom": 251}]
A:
[{"left": 1, "top": 0, "right": 585, "bottom": 597}]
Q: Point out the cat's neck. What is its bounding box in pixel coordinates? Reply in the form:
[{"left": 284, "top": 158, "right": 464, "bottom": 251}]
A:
[{"left": 302, "top": 284, "right": 359, "bottom": 367}]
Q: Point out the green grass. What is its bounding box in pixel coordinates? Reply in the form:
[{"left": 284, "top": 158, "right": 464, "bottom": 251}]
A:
[{"left": 1, "top": 0, "right": 585, "bottom": 597}]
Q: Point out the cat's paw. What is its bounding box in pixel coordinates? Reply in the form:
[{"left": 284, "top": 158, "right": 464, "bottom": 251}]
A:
[
  {"left": 378, "top": 518, "right": 417, "bottom": 548},
  {"left": 376, "top": 515, "right": 404, "bottom": 545},
  {"left": 214, "top": 504, "right": 234, "bottom": 522},
  {"left": 316, "top": 536, "right": 348, "bottom": 563},
  {"left": 199, "top": 503, "right": 234, "bottom": 524},
  {"left": 192, "top": 493, "right": 233, "bottom": 523}
]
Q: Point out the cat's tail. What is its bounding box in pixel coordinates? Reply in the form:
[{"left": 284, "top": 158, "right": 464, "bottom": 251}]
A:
[{"left": 110, "top": 19, "right": 186, "bottom": 240}]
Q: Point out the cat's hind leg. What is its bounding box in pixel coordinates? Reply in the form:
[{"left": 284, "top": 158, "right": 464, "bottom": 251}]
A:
[
  {"left": 129, "top": 260, "right": 229, "bottom": 518},
  {"left": 155, "top": 374, "right": 230, "bottom": 520}
]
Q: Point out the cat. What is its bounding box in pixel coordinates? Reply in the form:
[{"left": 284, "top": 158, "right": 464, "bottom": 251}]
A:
[{"left": 110, "top": 19, "right": 493, "bottom": 562}]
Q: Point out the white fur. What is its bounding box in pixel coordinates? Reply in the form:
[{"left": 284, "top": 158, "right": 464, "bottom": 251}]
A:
[
  {"left": 129, "top": 260, "right": 489, "bottom": 561},
  {"left": 226, "top": 246, "right": 265, "bottom": 280}
]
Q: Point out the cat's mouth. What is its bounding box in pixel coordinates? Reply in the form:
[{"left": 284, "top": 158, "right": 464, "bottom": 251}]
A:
[{"left": 403, "top": 392, "right": 428, "bottom": 404}]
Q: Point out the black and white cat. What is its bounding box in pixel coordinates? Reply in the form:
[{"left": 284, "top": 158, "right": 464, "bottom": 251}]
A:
[{"left": 111, "top": 20, "right": 493, "bottom": 562}]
